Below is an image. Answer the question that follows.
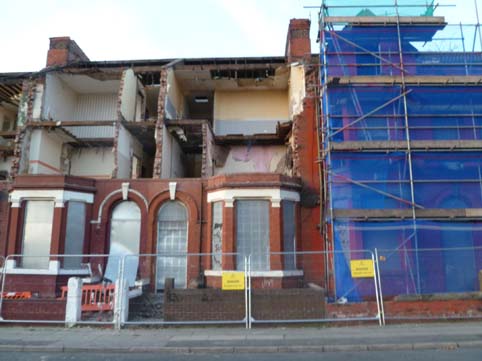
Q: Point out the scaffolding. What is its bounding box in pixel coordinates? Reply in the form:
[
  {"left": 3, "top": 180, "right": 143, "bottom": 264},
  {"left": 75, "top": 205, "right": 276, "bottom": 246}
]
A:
[{"left": 317, "top": 0, "right": 482, "bottom": 299}]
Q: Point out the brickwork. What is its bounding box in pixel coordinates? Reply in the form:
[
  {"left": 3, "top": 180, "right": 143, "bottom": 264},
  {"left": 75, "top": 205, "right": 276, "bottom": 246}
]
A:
[
  {"left": 285, "top": 19, "right": 311, "bottom": 64},
  {"left": 0, "top": 183, "right": 10, "bottom": 257},
  {"left": 1, "top": 299, "right": 66, "bottom": 321},
  {"left": 164, "top": 288, "right": 245, "bottom": 321},
  {"left": 46, "top": 37, "right": 89, "bottom": 67},
  {"left": 252, "top": 288, "right": 325, "bottom": 320},
  {"left": 163, "top": 287, "right": 325, "bottom": 322},
  {"left": 326, "top": 299, "right": 482, "bottom": 320},
  {"left": 153, "top": 69, "right": 168, "bottom": 178}
]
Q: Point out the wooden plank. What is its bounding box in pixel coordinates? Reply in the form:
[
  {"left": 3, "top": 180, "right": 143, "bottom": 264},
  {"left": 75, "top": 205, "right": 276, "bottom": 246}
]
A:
[
  {"left": 329, "top": 75, "right": 482, "bottom": 85},
  {"left": 333, "top": 208, "right": 482, "bottom": 219},
  {"left": 331, "top": 140, "right": 482, "bottom": 151},
  {"left": 26, "top": 121, "right": 116, "bottom": 127},
  {"left": 324, "top": 16, "right": 446, "bottom": 25}
]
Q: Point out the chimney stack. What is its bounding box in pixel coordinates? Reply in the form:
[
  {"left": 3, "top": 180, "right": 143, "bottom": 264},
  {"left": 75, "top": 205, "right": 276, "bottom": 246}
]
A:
[
  {"left": 46, "top": 37, "right": 89, "bottom": 67},
  {"left": 285, "top": 19, "right": 311, "bottom": 64}
]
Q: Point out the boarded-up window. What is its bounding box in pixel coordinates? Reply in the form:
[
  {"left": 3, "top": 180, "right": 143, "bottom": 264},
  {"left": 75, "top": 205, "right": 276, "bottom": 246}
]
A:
[
  {"left": 283, "top": 201, "right": 296, "bottom": 270},
  {"left": 21, "top": 201, "right": 54, "bottom": 269},
  {"left": 63, "top": 201, "right": 86, "bottom": 269},
  {"left": 211, "top": 202, "right": 223, "bottom": 270}
]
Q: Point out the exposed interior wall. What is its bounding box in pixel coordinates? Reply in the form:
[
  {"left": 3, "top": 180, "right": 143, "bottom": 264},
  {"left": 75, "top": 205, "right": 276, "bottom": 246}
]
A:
[
  {"left": 43, "top": 74, "right": 118, "bottom": 122},
  {"left": 28, "top": 129, "right": 64, "bottom": 174},
  {"left": 135, "top": 79, "right": 145, "bottom": 121},
  {"left": 214, "top": 90, "right": 289, "bottom": 135},
  {"left": 0, "top": 157, "right": 13, "bottom": 176},
  {"left": 42, "top": 74, "right": 77, "bottom": 121},
  {"left": 120, "top": 69, "right": 137, "bottom": 122},
  {"left": 117, "top": 125, "right": 143, "bottom": 179},
  {"left": 161, "top": 125, "right": 185, "bottom": 178},
  {"left": 69, "top": 147, "right": 114, "bottom": 178},
  {"left": 0, "top": 105, "right": 17, "bottom": 131},
  {"left": 288, "top": 64, "right": 306, "bottom": 119},
  {"left": 145, "top": 86, "right": 160, "bottom": 120},
  {"left": 74, "top": 94, "right": 117, "bottom": 120},
  {"left": 214, "top": 145, "right": 289, "bottom": 175},
  {"left": 166, "top": 68, "right": 184, "bottom": 119},
  {"left": 203, "top": 124, "right": 214, "bottom": 177},
  {"left": 31, "top": 83, "right": 43, "bottom": 121}
]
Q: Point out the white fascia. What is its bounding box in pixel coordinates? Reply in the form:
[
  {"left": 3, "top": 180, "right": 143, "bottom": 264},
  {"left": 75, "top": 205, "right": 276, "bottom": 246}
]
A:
[
  {"left": 9, "top": 189, "right": 94, "bottom": 208},
  {"left": 207, "top": 188, "right": 300, "bottom": 208}
]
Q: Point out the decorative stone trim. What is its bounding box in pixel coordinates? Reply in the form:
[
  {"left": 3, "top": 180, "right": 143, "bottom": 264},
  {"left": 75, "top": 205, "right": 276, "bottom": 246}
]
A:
[
  {"left": 9, "top": 189, "right": 94, "bottom": 208},
  {"left": 207, "top": 188, "right": 300, "bottom": 207}
]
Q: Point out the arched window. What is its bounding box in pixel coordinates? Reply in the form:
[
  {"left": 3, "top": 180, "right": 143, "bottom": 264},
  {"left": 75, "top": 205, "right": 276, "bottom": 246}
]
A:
[
  {"left": 104, "top": 201, "right": 141, "bottom": 286},
  {"left": 156, "top": 201, "right": 188, "bottom": 290}
]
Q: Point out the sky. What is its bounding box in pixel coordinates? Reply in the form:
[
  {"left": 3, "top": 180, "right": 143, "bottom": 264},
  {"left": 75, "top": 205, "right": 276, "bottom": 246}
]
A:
[{"left": 0, "top": 0, "right": 481, "bottom": 73}]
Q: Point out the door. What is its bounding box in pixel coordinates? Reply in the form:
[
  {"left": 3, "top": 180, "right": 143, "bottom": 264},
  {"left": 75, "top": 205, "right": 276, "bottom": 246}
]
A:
[{"left": 156, "top": 201, "right": 188, "bottom": 290}]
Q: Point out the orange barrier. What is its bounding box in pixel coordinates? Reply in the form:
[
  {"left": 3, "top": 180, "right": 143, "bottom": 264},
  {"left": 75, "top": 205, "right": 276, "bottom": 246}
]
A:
[
  {"left": 60, "top": 284, "right": 115, "bottom": 312},
  {"left": 1, "top": 292, "right": 32, "bottom": 300}
]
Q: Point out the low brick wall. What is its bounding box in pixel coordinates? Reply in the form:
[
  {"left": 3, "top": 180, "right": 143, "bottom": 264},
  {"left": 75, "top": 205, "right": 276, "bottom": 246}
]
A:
[
  {"left": 1, "top": 299, "right": 66, "bottom": 321},
  {"left": 164, "top": 287, "right": 326, "bottom": 322},
  {"left": 326, "top": 299, "right": 482, "bottom": 321},
  {"left": 252, "top": 288, "right": 325, "bottom": 320},
  {"left": 164, "top": 288, "right": 245, "bottom": 322}
]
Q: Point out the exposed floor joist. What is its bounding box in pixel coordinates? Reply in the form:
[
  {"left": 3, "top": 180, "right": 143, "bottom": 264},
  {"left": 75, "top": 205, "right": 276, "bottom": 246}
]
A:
[
  {"left": 330, "top": 140, "right": 482, "bottom": 151},
  {"left": 328, "top": 75, "right": 482, "bottom": 85},
  {"left": 334, "top": 208, "right": 482, "bottom": 219},
  {"left": 324, "top": 16, "right": 446, "bottom": 25}
]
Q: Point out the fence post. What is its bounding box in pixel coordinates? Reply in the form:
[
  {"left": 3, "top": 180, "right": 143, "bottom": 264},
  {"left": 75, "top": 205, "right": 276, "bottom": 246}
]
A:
[
  {"left": 374, "top": 248, "right": 385, "bottom": 325},
  {"left": 65, "top": 277, "right": 83, "bottom": 328},
  {"left": 114, "top": 256, "right": 128, "bottom": 329},
  {"left": 248, "top": 255, "right": 252, "bottom": 329},
  {"left": 244, "top": 256, "right": 249, "bottom": 329}
]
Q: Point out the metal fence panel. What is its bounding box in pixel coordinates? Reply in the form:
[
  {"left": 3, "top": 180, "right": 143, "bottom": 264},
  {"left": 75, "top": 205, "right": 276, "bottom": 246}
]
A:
[
  {"left": 0, "top": 254, "right": 120, "bottom": 325},
  {"left": 247, "top": 250, "right": 383, "bottom": 326},
  {"left": 121, "top": 253, "right": 249, "bottom": 327}
]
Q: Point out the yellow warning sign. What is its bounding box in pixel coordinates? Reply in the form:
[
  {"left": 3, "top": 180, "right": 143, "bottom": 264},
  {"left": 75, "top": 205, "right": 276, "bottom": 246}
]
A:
[
  {"left": 350, "top": 259, "right": 375, "bottom": 278},
  {"left": 222, "top": 271, "right": 245, "bottom": 290}
]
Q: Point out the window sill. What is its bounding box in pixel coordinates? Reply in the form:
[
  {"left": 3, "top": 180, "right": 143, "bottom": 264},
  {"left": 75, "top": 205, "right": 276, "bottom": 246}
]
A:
[
  {"left": 4, "top": 268, "right": 91, "bottom": 276},
  {"left": 204, "top": 270, "right": 303, "bottom": 277},
  {"left": 4, "top": 260, "right": 90, "bottom": 276}
]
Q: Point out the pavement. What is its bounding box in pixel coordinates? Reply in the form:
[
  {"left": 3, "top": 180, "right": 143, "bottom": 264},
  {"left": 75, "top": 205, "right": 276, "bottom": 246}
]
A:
[{"left": 0, "top": 322, "right": 481, "bottom": 354}]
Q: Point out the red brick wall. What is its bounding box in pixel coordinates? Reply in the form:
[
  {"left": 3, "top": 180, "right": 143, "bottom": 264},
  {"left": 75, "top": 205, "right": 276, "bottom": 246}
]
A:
[
  {"left": 0, "top": 182, "right": 11, "bottom": 258},
  {"left": 286, "top": 19, "right": 311, "bottom": 64}
]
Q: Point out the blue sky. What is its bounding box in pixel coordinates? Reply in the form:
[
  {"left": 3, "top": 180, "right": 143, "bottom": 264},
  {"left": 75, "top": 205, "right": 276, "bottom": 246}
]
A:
[{"left": 0, "top": 0, "right": 481, "bottom": 72}]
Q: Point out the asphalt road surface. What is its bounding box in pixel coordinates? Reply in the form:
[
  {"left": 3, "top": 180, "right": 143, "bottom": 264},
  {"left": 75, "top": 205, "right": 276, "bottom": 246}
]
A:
[{"left": 1, "top": 349, "right": 482, "bottom": 361}]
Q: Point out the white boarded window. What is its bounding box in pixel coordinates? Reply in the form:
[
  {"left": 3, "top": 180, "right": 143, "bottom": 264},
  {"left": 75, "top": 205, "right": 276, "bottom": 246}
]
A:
[
  {"left": 63, "top": 201, "right": 86, "bottom": 269},
  {"left": 104, "top": 201, "right": 141, "bottom": 286},
  {"left": 283, "top": 201, "right": 296, "bottom": 270},
  {"left": 211, "top": 202, "right": 223, "bottom": 270},
  {"left": 21, "top": 200, "right": 54, "bottom": 269},
  {"left": 236, "top": 200, "right": 270, "bottom": 271}
]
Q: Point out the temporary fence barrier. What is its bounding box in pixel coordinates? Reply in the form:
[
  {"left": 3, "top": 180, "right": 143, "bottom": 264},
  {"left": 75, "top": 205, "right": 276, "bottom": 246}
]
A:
[
  {"left": 0, "top": 251, "right": 386, "bottom": 328},
  {"left": 0, "top": 254, "right": 121, "bottom": 325},
  {"left": 375, "top": 246, "right": 482, "bottom": 321},
  {"left": 119, "top": 253, "right": 250, "bottom": 328},
  {"left": 245, "top": 250, "right": 383, "bottom": 327}
]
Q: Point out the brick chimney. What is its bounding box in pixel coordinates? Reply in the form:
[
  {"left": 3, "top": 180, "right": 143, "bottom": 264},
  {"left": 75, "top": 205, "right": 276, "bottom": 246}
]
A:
[
  {"left": 285, "top": 19, "right": 311, "bottom": 64},
  {"left": 46, "top": 37, "right": 89, "bottom": 67}
]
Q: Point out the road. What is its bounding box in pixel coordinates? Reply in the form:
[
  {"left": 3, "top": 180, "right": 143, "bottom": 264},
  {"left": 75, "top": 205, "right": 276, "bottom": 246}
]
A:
[{"left": 1, "top": 349, "right": 482, "bottom": 361}]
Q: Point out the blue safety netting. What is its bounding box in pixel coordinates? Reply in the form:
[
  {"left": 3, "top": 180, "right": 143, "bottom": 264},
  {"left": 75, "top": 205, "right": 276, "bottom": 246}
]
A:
[
  {"left": 333, "top": 220, "right": 482, "bottom": 299},
  {"left": 321, "top": 0, "right": 437, "bottom": 17},
  {"left": 323, "top": 23, "right": 482, "bottom": 75},
  {"left": 329, "top": 151, "right": 482, "bottom": 209},
  {"left": 327, "top": 86, "right": 482, "bottom": 142}
]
